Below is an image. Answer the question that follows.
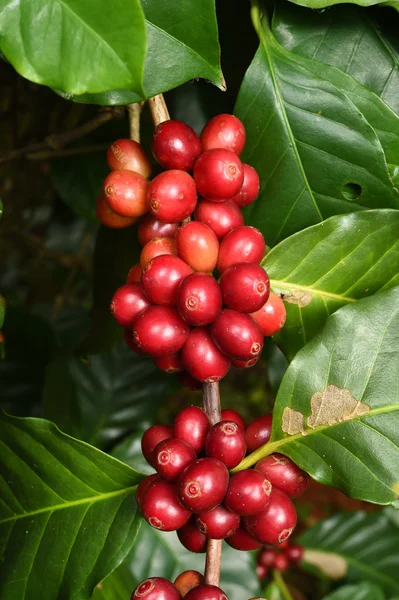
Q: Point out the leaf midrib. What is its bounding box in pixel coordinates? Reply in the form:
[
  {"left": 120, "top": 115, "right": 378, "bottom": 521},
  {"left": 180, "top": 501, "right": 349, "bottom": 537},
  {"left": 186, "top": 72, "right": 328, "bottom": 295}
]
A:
[{"left": 270, "top": 279, "right": 357, "bottom": 303}]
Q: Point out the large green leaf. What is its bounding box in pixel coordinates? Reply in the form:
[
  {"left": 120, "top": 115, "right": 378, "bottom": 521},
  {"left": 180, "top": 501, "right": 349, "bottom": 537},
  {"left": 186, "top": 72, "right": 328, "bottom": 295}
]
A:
[
  {"left": 0, "top": 412, "right": 144, "bottom": 600},
  {"left": 300, "top": 512, "right": 399, "bottom": 595},
  {"left": 234, "top": 7, "right": 399, "bottom": 245},
  {"left": 263, "top": 210, "right": 399, "bottom": 360},
  {"left": 323, "top": 583, "right": 385, "bottom": 600},
  {"left": 0, "top": 0, "right": 147, "bottom": 96},
  {"left": 234, "top": 287, "right": 399, "bottom": 506}
]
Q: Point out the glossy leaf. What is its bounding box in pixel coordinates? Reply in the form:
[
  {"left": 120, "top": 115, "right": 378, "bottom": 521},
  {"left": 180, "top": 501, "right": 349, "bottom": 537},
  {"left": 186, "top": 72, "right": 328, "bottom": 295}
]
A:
[
  {"left": 0, "top": 0, "right": 147, "bottom": 96},
  {"left": 234, "top": 287, "right": 399, "bottom": 506},
  {"left": 300, "top": 512, "right": 399, "bottom": 594},
  {"left": 263, "top": 210, "right": 399, "bottom": 359},
  {"left": 323, "top": 583, "right": 385, "bottom": 600},
  {"left": 0, "top": 412, "right": 144, "bottom": 600}
]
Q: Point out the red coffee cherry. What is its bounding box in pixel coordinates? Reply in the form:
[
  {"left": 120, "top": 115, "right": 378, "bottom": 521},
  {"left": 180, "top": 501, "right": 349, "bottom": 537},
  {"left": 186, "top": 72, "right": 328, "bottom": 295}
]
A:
[
  {"left": 153, "top": 437, "right": 196, "bottom": 482},
  {"left": 141, "top": 478, "right": 191, "bottom": 531},
  {"left": 124, "top": 329, "right": 148, "bottom": 356},
  {"left": 273, "top": 553, "right": 289, "bottom": 572},
  {"left": 152, "top": 120, "right": 202, "bottom": 171},
  {"left": 184, "top": 585, "right": 228, "bottom": 600},
  {"left": 107, "top": 139, "right": 152, "bottom": 179},
  {"left": 285, "top": 544, "right": 304, "bottom": 563},
  {"left": 257, "top": 548, "right": 277, "bottom": 567},
  {"left": 231, "top": 164, "right": 260, "bottom": 207},
  {"left": 174, "top": 571, "right": 205, "bottom": 598},
  {"left": 141, "top": 255, "right": 193, "bottom": 306},
  {"left": 243, "top": 488, "right": 297, "bottom": 545},
  {"left": 182, "top": 327, "right": 231, "bottom": 383},
  {"left": 177, "top": 371, "right": 203, "bottom": 391},
  {"left": 138, "top": 213, "right": 179, "bottom": 246},
  {"left": 177, "top": 517, "right": 208, "bottom": 553},
  {"left": 127, "top": 263, "right": 142, "bottom": 283},
  {"left": 111, "top": 283, "right": 151, "bottom": 328},
  {"left": 250, "top": 292, "right": 287, "bottom": 336},
  {"left": 133, "top": 306, "right": 190, "bottom": 356},
  {"left": 96, "top": 194, "right": 137, "bottom": 228},
  {"left": 175, "top": 222, "right": 219, "bottom": 273},
  {"left": 153, "top": 353, "right": 183, "bottom": 374},
  {"left": 225, "top": 525, "right": 261, "bottom": 551},
  {"left": 245, "top": 414, "right": 273, "bottom": 453},
  {"left": 193, "top": 149, "right": 244, "bottom": 201},
  {"left": 231, "top": 357, "right": 259, "bottom": 369},
  {"left": 224, "top": 470, "right": 271, "bottom": 516},
  {"left": 194, "top": 200, "right": 244, "bottom": 240},
  {"left": 178, "top": 458, "right": 229, "bottom": 512},
  {"left": 256, "top": 564, "right": 268, "bottom": 580},
  {"left": 177, "top": 273, "right": 222, "bottom": 326},
  {"left": 131, "top": 577, "right": 181, "bottom": 600},
  {"left": 217, "top": 226, "right": 266, "bottom": 273},
  {"left": 196, "top": 505, "right": 240, "bottom": 539},
  {"left": 148, "top": 170, "right": 197, "bottom": 223},
  {"left": 201, "top": 114, "right": 246, "bottom": 155},
  {"left": 136, "top": 474, "right": 160, "bottom": 512},
  {"left": 255, "top": 454, "right": 309, "bottom": 498},
  {"left": 141, "top": 424, "right": 173, "bottom": 466},
  {"left": 219, "top": 263, "right": 270, "bottom": 313},
  {"left": 140, "top": 237, "right": 177, "bottom": 268},
  {"left": 211, "top": 310, "right": 263, "bottom": 361},
  {"left": 174, "top": 406, "right": 210, "bottom": 453},
  {"left": 104, "top": 170, "right": 148, "bottom": 217},
  {"left": 221, "top": 409, "right": 245, "bottom": 430},
  {"left": 205, "top": 421, "right": 246, "bottom": 469}
]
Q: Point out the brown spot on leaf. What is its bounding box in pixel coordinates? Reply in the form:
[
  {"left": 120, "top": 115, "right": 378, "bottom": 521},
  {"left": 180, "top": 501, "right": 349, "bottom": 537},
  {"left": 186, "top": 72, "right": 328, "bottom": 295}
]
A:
[
  {"left": 282, "top": 407, "right": 307, "bottom": 436},
  {"left": 303, "top": 550, "right": 347, "bottom": 579},
  {"left": 307, "top": 385, "right": 370, "bottom": 429},
  {"left": 392, "top": 481, "right": 399, "bottom": 495},
  {"left": 282, "top": 290, "right": 312, "bottom": 307}
]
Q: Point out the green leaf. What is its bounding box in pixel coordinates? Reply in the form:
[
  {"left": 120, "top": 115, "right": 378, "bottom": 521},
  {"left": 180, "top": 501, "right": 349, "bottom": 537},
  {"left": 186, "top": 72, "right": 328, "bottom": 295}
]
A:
[
  {"left": 323, "top": 582, "right": 385, "bottom": 600},
  {"left": 234, "top": 287, "right": 399, "bottom": 506},
  {"left": 0, "top": 0, "right": 147, "bottom": 97},
  {"left": 263, "top": 210, "right": 399, "bottom": 360},
  {"left": 234, "top": 8, "right": 399, "bottom": 245},
  {"left": 0, "top": 412, "right": 144, "bottom": 600},
  {"left": 300, "top": 512, "right": 399, "bottom": 594},
  {"left": 287, "top": 0, "right": 395, "bottom": 7}
]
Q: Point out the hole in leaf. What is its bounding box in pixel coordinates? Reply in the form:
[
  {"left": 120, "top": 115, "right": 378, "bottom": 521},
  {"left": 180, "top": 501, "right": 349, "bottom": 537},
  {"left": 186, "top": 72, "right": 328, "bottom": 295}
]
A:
[{"left": 342, "top": 183, "right": 362, "bottom": 201}]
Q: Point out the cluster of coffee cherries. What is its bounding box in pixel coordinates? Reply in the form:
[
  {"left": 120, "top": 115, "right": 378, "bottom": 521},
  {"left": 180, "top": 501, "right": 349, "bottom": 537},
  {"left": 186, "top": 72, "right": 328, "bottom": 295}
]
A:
[
  {"left": 131, "top": 571, "right": 228, "bottom": 600},
  {"left": 100, "top": 113, "right": 286, "bottom": 384},
  {"left": 256, "top": 540, "right": 304, "bottom": 581},
  {"left": 136, "top": 406, "right": 308, "bottom": 555}
]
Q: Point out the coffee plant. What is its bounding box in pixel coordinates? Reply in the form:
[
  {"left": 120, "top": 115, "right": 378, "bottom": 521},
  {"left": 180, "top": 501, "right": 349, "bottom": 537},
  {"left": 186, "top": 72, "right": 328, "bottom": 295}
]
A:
[{"left": 0, "top": 0, "right": 399, "bottom": 599}]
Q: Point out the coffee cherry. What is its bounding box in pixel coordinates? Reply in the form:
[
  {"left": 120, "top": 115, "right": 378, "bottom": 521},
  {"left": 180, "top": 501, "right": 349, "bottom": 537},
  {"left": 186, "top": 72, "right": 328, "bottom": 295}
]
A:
[
  {"left": 141, "top": 255, "right": 193, "bottom": 306},
  {"left": 175, "top": 222, "right": 219, "bottom": 273},
  {"left": 255, "top": 454, "right": 308, "bottom": 498},
  {"left": 243, "top": 488, "right": 297, "bottom": 545},
  {"left": 153, "top": 437, "right": 196, "bottom": 482},
  {"left": 250, "top": 292, "right": 287, "bottom": 336},
  {"left": 277, "top": 539, "right": 290, "bottom": 550},
  {"left": 221, "top": 409, "right": 245, "bottom": 430},
  {"left": 174, "top": 571, "right": 205, "bottom": 598},
  {"left": 111, "top": 283, "right": 151, "bottom": 328},
  {"left": 131, "top": 578, "right": 181, "bottom": 600},
  {"left": 127, "top": 263, "right": 142, "bottom": 283},
  {"left": 245, "top": 414, "right": 273, "bottom": 453},
  {"left": 140, "top": 237, "right": 177, "bottom": 268},
  {"left": 141, "top": 424, "right": 173, "bottom": 466},
  {"left": 256, "top": 564, "right": 268, "bottom": 581},
  {"left": 217, "top": 226, "right": 266, "bottom": 273},
  {"left": 182, "top": 327, "right": 231, "bottom": 383},
  {"left": 273, "top": 553, "right": 289, "bottom": 572},
  {"left": 231, "top": 357, "right": 259, "bottom": 369},
  {"left": 96, "top": 194, "right": 137, "bottom": 228},
  {"left": 104, "top": 170, "right": 148, "bottom": 217},
  {"left": 138, "top": 213, "right": 179, "bottom": 246},
  {"left": 194, "top": 200, "right": 244, "bottom": 240},
  {"left": 211, "top": 310, "right": 263, "bottom": 361},
  {"left": 133, "top": 306, "right": 190, "bottom": 356},
  {"left": 196, "top": 505, "right": 240, "bottom": 539},
  {"left": 177, "top": 273, "right": 222, "bottom": 326},
  {"left": 225, "top": 525, "right": 261, "bottom": 551},
  {"left": 174, "top": 406, "right": 210, "bottom": 452},
  {"left": 177, "top": 517, "right": 208, "bottom": 553},
  {"left": 153, "top": 353, "right": 183, "bottom": 374},
  {"left": 177, "top": 371, "right": 203, "bottom": 391},
  {"left": 124, "top": 329, "right": 148, "bottom": 356},
  {"left": 285, "top": 544, "right": 304, "bottom": 563},
  {"left": 231, "top": 164, "right": 260, "bottom": 207},
  {"left": 219, "top": 263, "right": 270, "bottom": 313},
  {"left": 142, "top": 478, "right": 191, "bottom": 531},
  {"left": 201, "top": 114, "right": 246, "bottom": 155},
  {"left": 193, "top": 149, "right": 244, "bottom": 201},
  {"left": 136, "top": 474, "right": 160, "bottom": 511},
  {"left": 205, "top": 421, "right": 246, "bottom": 469},
  {"left": 185, "top": 585, "right": 228, "bottom": 600},
  {"left": 257, "top": 548, "right": 277, "bottom": 567},
  {"left": 148, "top": 170, "right": 197, "bottom": 223},
  {"left": 152, "top": 120, "right": 202, "bottom": 171},
  {"left": 107, "top": 139, "right": 152, "bottom": 179},
  {"left": 178, "top": 458, "right": 229, "bottom": 512},
  {"left": 224, "top": 470, "right": 271, "bottom": 516}
]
